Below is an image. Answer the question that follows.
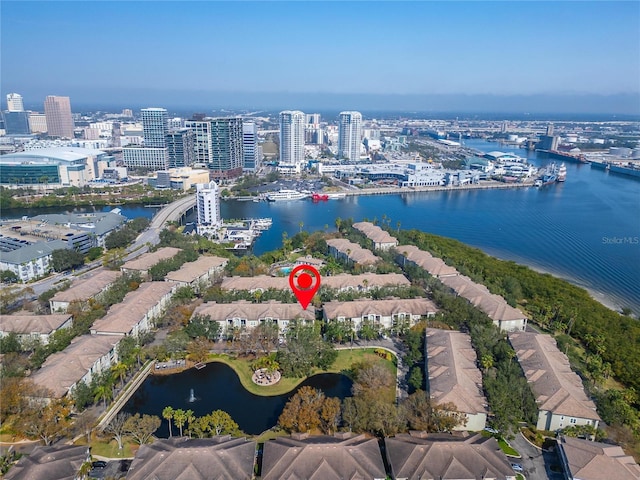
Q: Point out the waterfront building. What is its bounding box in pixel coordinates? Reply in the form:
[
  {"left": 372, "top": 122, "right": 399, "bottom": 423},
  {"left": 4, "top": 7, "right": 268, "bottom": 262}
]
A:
[
  {"left": 3, "top": 445, "right": 91, "bottom": 480},
  {"left": 6, "top": 93, "right": 24, "bottom": 112},
  {"left": 152, "top": 167, "right": 210, "bottom": 191},
  {"left": 338, "top": 111, "right": 362, "bottom": 161},
  {"left": 120, "top": 246, "right": 182, "bottom": 279},
  {"left": 557, "top": 435, "right": 640, "bottom": 480},
  {"left": 166, "top": 128, "right": 194, "bottom": 168},
  {"left": 385, "top": 433, "right": 516, "bottom": 480},
  {"left": 50, "top": 269, "right": 121, "bottom": 313},
  {"left": 353, "top": 221, "right": 398, "bottom": 250},
  {"left": 122, "top": 146, "right": 169, "bottom": 170},
  {"left": 0, "top": 314, "right": 73, "bottom": 347},
  {"left": 185, "top": 119, "right": 213, "bottom": 165},
  {"left": 127, "top": 437, "right": 256, "bottom": 480},
  {"left": 509, "top": 332, "right": 601, "bottom": 431},
  {"left": 425, "top": 328, "right": 488, "bottom": 431},
  {"left": 141, "top": 107, "right": 169, "bottom": 148},
  {"left": 242, "top": 121, "right": 260, "bottom": 171},
  {"left": 2, "top": 111, "right": 30, "bottom": 135},
  {"left": 165, "top": 255, "right": 228, "bottom": 292},
  {"left": 209, "top": 117, "right": 244, "bottom": 180},
  {"left": 279, "top": 110, "right": 305, "bottom": 166},
  {"left": 28, "top": 112, "right": 48, "bottom": 133},
  {"left": 91, "top": 281, "right": 175, "bottom": 337},
  {"left": 323, "top": 298, "right": 437, "bottom": 333},
  {"left": 44, "top": 95, "right": 74, "bottom": 138},
  {"left": 326, "top": 238, "right": 380, "bottom": 267},
  {"left": 196, "top": 180, "right": 222, "bottom": 232},
  {"left": 262, "top": 433, "right": 386, "bottom": 480},
  {"left": 30, "top": 334, "right": 121, "bottom": 399},
  {"left": 192, "top": 300, "right": 315, "bottom": 338},
  {"left": 396, "top": 245, "right": 459, "bottom": 278}
]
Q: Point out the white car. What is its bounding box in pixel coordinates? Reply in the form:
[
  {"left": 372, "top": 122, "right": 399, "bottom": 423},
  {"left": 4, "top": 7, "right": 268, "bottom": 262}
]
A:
[{"left": 511, "top": 463, "right": 524, "bottom": 472}]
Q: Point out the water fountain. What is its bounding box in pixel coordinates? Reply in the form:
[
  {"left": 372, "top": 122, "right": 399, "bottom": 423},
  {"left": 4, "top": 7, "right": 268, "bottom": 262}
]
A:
[{"left": 188, "top": 388, "right": 196, "bottom": 402}]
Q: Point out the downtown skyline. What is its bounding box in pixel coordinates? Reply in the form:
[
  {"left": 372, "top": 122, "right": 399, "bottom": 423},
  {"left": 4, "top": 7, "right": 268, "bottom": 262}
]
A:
[{"left": 2, "top": 1, "right": 639, "bottom": 114}]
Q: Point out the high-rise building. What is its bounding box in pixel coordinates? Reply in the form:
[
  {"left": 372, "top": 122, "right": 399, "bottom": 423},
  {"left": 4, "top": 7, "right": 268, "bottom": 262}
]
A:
[
  {"left": 44, "top": 96, "right": 75, "bottom": 138},
  {"left": 279, "top": 110, "right": 305, "bottom": 166},
  {"left": 28, "top": 113, "right": 48, "bottom": 133},
  {"left": 141, "top": 108, "right": 169, "bottom": 148},
  {"left": 196, "top": 181, "right": 222, "bottom": 229},
  {"left": 242, "top": 122, "right": 260, "bottom": 172},
  {"left": 3, "top": 111, "right": 30, "bottom": 135},
  {"left": 305, "top": 113, "right": 321, "bottom": 125},
  {"left": 186, "top": 120, "right": 213, "bottom": 165},
  {"left": 6, "top": 93, "right": 24, "bottom": 112},
  {"left": 338, "top": 111, "right": 362, "bottom": 161},
  {"left": 166, "top": 128, "right": 195, "bottom": 168},
  {"left": 122, "top": 147, "right": 169, "bottom": 170},
  {"left": 209, "top": 118, "right": 244, "bottom": 180}
]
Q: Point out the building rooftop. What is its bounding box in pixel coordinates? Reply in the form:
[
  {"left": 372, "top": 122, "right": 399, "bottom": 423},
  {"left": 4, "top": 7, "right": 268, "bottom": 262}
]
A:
[
  {"left": 385, "top": 432, "right": 516, "bottom": 480},
  {"left": 126, "top": 436, "right": 256, "bottom": 480},
  {"left": 558, "top": 435, "right": 640, "bottom": 480},
  {"left": 509, "top": 332, "right": 600, "bottom": 421},
  {"left": 165, "top": 256, "right": 228, "bottom": 283},
  {"left": 261, "top": 433, "right": 387, "bottom": 480},
  {"left": 0, "top": 313, "right": 72, "bottom": 335},
  {"left": 396, "top": 244, "right": 460, "bottom": 277},
  {"left": 121, "top": 246, "right": 182, "bottom": 272},
  {"left": 353, "top": 221, "right": 399, "bottom": 246},
  {"left": 31, "top": 210, "right": 127, "bottom": 237},
  {"left": 91, "top": 281, "right": 175, "bottom": 335},
  {"left": 3, "top": 445, "right": 90, "bottom": 480},
  {"left": 323, "top": 297, "right": 437, "bottom": 319},
  {"left": 326, "top": 238, "right": 379, "bottom": 265},
  {"left": 193, "top": 300, "right": 315, "bottom": 323},
  {"left": 426, "top": 328, "right": 487, "bottom": 416},
  {"left": 0, "top": 147, "right": 106, "bottom": 164},
  {"left": 50, "top": 268, "right": 121, "bottom": 305},
  {"left": 221, "top": 273, "right": 410, "bottom": 292},
  {"left": 30, "top": 334, "right": 121, "bottom": 398},
  {"left": 0, "top": 239, "right": 67, "bottom": 264}
]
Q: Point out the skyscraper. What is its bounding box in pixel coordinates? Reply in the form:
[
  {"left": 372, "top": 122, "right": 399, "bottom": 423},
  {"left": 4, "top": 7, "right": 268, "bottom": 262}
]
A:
[
  {"left": 196, "top": 181, "right": 222, "bottom": 229},
  {"left": 166, "top": 128, "right": 195, "bottom": 168},
  {"left": 338, "top": 111, "right": 362, "bottom": 161},
  {"left": 6, "top": 93, "right": 24, "bottom": 112},
  {"left": 279, "top": 110, "right": 305, "bottom": 166},
  {"left": 44, "top": 96, "right": 74, "bottom": 138},
  {"left": 209, "top": 118, "right": 244, "bottom": 180},
  {"left": 3, "top": 112, "right": 30, "bottom": 135},
  {"left": 242, "top": 122, "right": 260, "bottom": 172},
  {"left": 141, "top": 108, "right": 169, "bottom": 148}
]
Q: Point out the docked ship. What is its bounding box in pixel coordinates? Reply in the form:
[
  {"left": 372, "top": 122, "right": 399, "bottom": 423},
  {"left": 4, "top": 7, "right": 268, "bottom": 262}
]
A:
[
  {"left": 556, "top": 163, "right": 567, "bottom": 182},
  {"left": 536, "top": 162, "right": 566, "bottom": 186},
  {"left": 266, "top": 190, "right": 308, "bottom": 202},
  {"left": 312, "top": 192, "right": 329, "bottom": 201}
]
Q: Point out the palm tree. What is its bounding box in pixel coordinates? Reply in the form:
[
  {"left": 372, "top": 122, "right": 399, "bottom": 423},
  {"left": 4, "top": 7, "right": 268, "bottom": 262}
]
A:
[
  {"left": 93, "top": 384, "right": 113, "bottom": 408},
  {"left": 185, "top": 409, "right": 195, "bottom": 438},
  {"left": 162, "top": 406, "right": 174, "bottom": 437},
  {"left": 111, "top": 362, "right": 128, "bottom": 388},
  {"left": 173, "top": 409, "right": 187, "bottom": 437},
  {"left": 480, "top": 354, "right": 494, "bottom": 372}
]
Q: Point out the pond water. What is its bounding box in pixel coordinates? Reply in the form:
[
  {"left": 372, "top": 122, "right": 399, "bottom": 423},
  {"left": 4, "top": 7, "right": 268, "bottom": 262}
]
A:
[{"left": 122, "top": 362, "right": 352, "bottom": 436}]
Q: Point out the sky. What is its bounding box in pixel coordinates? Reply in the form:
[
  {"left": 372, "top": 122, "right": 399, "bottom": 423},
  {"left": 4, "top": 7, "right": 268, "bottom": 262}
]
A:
[{"left": 2, "top": 1, "right": 639, "bottom": 114}]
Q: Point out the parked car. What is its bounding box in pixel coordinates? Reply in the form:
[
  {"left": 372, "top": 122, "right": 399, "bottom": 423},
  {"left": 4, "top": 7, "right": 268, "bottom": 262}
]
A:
[
  {"left": 511, "top": 463, "right": 524, "bottom": 472},
  {"left": 92, "top": 461, "right": 107, "bottom": 469}
]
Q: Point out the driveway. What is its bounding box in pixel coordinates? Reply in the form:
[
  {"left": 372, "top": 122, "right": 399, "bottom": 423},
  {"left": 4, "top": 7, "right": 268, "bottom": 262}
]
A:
[{"left": 510, "top": 433, "right": 564, "bottom": 480}]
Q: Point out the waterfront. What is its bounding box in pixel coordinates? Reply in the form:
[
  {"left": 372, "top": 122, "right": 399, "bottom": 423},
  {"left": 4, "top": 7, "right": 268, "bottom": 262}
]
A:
[{"left": 121, "top": 362, "right": 352, "bottom": 436}]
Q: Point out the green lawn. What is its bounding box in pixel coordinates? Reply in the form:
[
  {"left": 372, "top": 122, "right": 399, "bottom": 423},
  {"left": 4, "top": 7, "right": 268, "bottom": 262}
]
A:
[
  {"left": 206, "top": 348, "right": 397, "bottom": 397},
  {"left": 497, "top": 437, "right": 521, "bottom": 457},
  {"left": 74, "top": 436, "right": 137, "bottom": 458}
]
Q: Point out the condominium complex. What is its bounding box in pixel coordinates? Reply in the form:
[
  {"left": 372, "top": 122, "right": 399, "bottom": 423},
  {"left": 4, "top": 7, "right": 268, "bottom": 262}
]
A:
[
  {"left": 196, "top": 181, "right": 222, "bottom": 229},
  {"left": 242, "top": 122, "right": 260, "bottom": 171},
  {"left": 338, "top": 111, "right": 362, "bottom": 161},
  {"left": 166, "top": 128, "right": 195, "bottom": 168},
  {"left": 28, "top": 113, "right": 48, "bottom": 133},
  {"left": 44, "top": 95, "right": 74, "bottom": 138},
  {"left": 279, "top": 110, "right": 305, "bottom": 166},
  {"left": 122, "top": 147, "right": 169, "bottom": 170},
  {"left": 141, "top": 107, "right": 168, "bottom": 148},
  {"left": 209, "top": 117, "right": 243, "bottom": 180}
]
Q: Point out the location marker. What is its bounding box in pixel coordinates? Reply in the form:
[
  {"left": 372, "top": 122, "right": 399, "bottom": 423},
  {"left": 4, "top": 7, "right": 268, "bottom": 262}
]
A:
[{"left": 289, "top": 265, "right": 321, "bottom": 310}]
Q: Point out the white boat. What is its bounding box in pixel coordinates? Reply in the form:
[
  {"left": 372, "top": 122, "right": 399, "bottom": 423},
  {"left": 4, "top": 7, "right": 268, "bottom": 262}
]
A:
[
  {"left": 266, "top": 189, "right": 308, "bottom": 202},
  {"left": 556, "top": 163, "right": 567, "bottom": 182},
  {"left": 326, "top": 192, "right": 347, "bottom": 199}
]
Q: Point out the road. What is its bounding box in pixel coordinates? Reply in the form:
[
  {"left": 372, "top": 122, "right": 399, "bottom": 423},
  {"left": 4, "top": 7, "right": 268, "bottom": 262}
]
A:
[{"left": 510, "top": 432, "right": 563, "bottom": 480}]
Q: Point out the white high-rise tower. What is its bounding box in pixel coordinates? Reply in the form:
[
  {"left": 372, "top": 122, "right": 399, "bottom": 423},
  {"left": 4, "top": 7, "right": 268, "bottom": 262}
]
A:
[
  {"left": 279, "top": 110, "right": 305, "bottom": 166},
  {"left": 141, "top": 108, "right": 169, "bottom": 148},
  {"left": 6, "top": 93, "right": 24, "bottom": 112},
  {"left": 196, "top": 181, "right": 222, "bottom": 231},
  {"left": 338, "top": 111, "right": 362, "bottom": 161}
]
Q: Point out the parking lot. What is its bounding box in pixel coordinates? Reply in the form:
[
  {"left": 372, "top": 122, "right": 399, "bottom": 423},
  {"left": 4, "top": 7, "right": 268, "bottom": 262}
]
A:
[{"left": 88, "top": 460, "right": 131, "bottom": 479}]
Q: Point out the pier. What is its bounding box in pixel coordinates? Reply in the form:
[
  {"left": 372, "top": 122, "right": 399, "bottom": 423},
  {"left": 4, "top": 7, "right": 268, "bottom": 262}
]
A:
[{"left": 341, "top": 180, "right": 534, "bottom": 197}]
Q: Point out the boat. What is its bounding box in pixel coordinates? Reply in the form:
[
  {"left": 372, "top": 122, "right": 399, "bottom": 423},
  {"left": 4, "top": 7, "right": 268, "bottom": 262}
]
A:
[
  {"left": 326, "top": 192, "right": 347, "bottom": 199},
  {"left": 265, "top": 189, "right": 308, "bottom": 202},
  {"left": 534, "top": 179, "right": 543, "bottom": 187},
  {"left": 312, "top": 192, "right": 329, "bottom": 201},
  {"left": 556, "top": 163, "right": 567, "bottom": 182}
]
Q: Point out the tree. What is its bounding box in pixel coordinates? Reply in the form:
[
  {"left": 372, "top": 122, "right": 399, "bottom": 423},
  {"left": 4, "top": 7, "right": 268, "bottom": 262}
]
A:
[
  {"left": 162, "top": 406, "right": 174, "bottom": 437},
  {"left": 111, "top": 362, "right": 129, "bottom": 388},
  {"left": 0, "top": 270, "right": 19, "bottom": 284},
  {"left": 51, "top": 248, "right": 85, "bottom": 272},
  {"left": 104, "top": 413, "right": 130, "bottom": 450},
  {"left": 93, "top": 383, "right": 113, "bottom": 408},
  {"left": 86, "top": 246, "right": 103, "bottom": 262},
  {"left": 402, "top": 390, "right": 432, "bottom": 431},
  {"left": 124, "top": 413, "right": 161, "bottom": 445},
  {"left": 20, "top": 398, "right": 72, "bottom": 445},
  {"left": 408, "top": 366, "right": 424, "bottom": 391},
  {"left": 0, "top": 285, "right": 34, "bottom": 314},
  {"left": 207, "top": 410, "right": 240, "bottom": 436},
  {"left": 72, "top": 381, "right": 93, "bottom": 411},
  {"left": 278, "top": 386, "right": 325, "bottom": 433},
  {"left": 320, "top": 397, "right": 341, "bottom": 435},
  {"left": 173, "top": 408, "right": 187, "bottom": 437}
]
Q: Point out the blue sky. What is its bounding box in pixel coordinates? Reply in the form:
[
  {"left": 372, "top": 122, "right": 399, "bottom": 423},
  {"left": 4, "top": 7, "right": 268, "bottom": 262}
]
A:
[{"left": 2, "top": 1, "right": 639, "bottom": 112}]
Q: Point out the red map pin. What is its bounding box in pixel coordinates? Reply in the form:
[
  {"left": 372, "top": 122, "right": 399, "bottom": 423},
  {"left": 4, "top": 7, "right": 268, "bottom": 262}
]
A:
[{"left": 289, "top": 265, "right": 321, "bottom": 310}]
